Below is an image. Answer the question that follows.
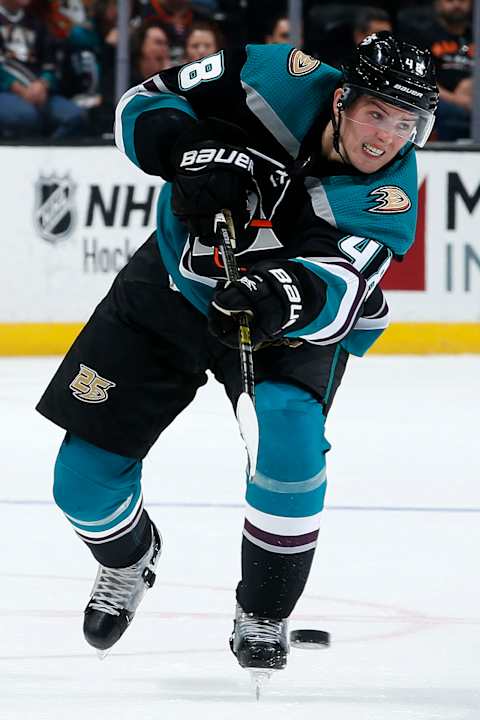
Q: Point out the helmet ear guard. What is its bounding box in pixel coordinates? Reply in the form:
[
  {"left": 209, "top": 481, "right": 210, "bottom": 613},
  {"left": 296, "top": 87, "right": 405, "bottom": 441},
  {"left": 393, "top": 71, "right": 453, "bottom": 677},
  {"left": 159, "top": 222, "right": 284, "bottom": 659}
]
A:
[
  {"left": 335, "top": 86, "right": 351, "bottom": 116},
  {"left": 336, "top": 85, "right": 357, "bottom": 114}
]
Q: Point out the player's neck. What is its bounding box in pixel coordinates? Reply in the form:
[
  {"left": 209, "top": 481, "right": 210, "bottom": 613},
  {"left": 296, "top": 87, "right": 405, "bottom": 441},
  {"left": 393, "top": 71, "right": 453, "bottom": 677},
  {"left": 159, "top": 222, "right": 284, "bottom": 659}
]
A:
[{"left": 321, "top": 122, "right": 347, "bottom": 164}]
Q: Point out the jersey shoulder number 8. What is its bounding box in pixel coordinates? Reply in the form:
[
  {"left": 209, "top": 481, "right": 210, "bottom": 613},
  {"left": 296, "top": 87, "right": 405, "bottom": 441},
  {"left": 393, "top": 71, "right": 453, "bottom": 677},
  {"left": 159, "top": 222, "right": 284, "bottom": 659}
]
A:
[{"left": 178, "top": 51, "right": 225, "bottom": 91}]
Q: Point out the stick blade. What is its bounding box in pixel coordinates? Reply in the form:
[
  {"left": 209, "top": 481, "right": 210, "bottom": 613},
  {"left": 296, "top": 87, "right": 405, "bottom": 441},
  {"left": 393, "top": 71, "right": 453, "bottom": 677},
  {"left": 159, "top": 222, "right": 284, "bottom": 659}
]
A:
[{"left": 235, "top": 392, "right": 259, "bottom": 480}]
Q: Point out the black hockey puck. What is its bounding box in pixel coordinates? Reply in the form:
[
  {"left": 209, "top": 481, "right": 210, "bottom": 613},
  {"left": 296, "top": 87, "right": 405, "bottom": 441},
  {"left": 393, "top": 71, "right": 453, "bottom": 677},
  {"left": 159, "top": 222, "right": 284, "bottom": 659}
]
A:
[{"left": 289, "top": 629, "right": 330, "bottom": 648}]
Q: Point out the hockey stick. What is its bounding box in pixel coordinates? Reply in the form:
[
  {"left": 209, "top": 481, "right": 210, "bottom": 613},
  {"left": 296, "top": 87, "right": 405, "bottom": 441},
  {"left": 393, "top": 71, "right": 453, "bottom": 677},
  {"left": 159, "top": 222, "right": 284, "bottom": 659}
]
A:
[
  {"left": 214, "top": 211, "right": 330, "bottom": 653},
  {"left": 214, "top": 210, "right": 258, "bottom": 480}
]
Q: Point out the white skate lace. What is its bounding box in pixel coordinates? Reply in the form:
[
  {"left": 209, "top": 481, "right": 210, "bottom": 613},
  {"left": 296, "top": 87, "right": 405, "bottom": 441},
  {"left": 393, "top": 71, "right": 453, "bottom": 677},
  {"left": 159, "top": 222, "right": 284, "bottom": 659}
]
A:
[
  {"left": 238, "top": 614, "right": 285, "bottom": 645},
  {"left": 88, "top": 563, "right": 145, "bottom": 616}
]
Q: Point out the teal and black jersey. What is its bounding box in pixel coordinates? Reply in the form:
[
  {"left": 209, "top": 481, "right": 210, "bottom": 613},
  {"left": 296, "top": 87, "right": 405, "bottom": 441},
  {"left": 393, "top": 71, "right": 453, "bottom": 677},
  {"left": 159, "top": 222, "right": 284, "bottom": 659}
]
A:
[{"left": 115, "top": 44, "right": 419, "bottom": 356}]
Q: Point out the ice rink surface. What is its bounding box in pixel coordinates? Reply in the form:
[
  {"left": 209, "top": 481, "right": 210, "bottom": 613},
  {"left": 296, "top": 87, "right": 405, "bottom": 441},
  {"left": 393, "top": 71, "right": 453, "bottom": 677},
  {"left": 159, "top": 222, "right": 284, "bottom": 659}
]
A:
[{"left": 1, "top": 354, "right": 479, "bottom": 720}]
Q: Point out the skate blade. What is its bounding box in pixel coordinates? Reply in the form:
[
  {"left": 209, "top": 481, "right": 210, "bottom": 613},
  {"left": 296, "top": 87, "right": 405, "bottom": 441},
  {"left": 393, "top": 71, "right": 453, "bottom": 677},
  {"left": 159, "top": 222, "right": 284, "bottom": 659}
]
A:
[
  {"left": 249, "top": 669, "right": 273, "bottom": 701},
  {"left": 96, "top": 648, "right": 111, "bottom": 661}
]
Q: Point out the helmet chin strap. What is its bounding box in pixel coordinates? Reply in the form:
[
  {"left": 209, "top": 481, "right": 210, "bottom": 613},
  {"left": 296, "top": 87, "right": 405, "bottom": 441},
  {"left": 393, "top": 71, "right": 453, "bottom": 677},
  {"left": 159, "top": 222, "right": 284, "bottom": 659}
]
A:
[{"left": 331, "top": 100, "right": 350, "bottom": 165}]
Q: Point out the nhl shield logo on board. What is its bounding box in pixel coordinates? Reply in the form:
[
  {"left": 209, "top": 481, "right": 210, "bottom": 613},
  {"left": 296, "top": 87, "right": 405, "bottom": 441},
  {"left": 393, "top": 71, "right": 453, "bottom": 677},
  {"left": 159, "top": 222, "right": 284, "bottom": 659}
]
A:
[{"left": 34, "top": 172, "right": 77, "bottom": 243}]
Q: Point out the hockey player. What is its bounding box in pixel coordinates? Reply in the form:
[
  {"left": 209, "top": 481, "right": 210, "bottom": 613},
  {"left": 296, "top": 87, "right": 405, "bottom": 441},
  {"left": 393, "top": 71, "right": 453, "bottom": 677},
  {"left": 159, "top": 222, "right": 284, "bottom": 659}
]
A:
[{"left": 37, "top": 33, "right": 438, "bottom": 677}]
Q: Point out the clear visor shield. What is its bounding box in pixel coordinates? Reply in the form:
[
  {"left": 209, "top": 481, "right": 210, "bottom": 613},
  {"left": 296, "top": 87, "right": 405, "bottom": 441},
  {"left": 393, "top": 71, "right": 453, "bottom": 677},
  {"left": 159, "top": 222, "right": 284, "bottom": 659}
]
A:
[{"left": 343, "top": 91, "right": 435, "bottom": 147}]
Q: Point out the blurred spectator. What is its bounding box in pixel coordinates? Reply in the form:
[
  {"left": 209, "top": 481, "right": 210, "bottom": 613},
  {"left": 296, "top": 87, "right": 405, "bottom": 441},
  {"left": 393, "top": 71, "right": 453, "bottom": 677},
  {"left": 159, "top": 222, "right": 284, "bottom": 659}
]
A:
[
  {"left": 32, "top": 0, "right": 102, "bottom": 107},
  {"left": 353, "top": 7, "right": 392, "bottom": 45},
  {"left": 33, "top": 1, "right": 99, "bottom": 50},
  {"left": 304, "top": 4, "right": 357, "bottom": 66},
  {"left": 191, "top": 0, "right": 218, "bottom": 12},
  {"left": 0, "top": 0, "right": 87, "bottom": 138},
  {"left": 94, "top": 0, "right": 121, "bottom": 46},
  {"left": 183, "top": 18, "right": 222, "bottom": 61},
  {"left": 407, "top": 0, "right": 473, "bottom": 140},
  {"left": 90, "top": 0, "right": 135, "bottom": 135},
  {"left": 244, "top": 0, "right": 286, "bottom": 43},
  {"left": 264, "top": 15, "right": 291, "bottom": 44},
  {"left": 304, "top": 2, "right": 413, "bottom": 65},
  {"left": 131, "top": 17, "right": 172, "bottom": 83},
  {"left": 138, "top": 0, "right": 214, "bottom": 62}
]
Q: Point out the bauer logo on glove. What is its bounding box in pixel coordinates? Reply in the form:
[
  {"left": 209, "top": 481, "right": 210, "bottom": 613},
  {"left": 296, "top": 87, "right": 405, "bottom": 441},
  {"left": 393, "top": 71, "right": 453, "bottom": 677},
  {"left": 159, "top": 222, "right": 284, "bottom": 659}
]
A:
[
  {"left": 267, "top": 268, "right": 302, "bottom": 328},
  {"left": 180, "top": 148, "right": 254, "bottom": 173},
  {"left": 171, "top": 119, "right": 255, "bottom": 244},
  {"left": 238, "top": 276, "right": 259, "bottom": 293}
]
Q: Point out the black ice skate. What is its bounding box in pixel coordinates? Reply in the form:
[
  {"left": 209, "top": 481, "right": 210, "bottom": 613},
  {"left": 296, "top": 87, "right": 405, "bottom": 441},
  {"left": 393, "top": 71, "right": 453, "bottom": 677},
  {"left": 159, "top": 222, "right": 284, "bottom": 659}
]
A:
[
  {"left": 83, "top": 523, "right": 161, "bottom": 657},
  {"left": 230, "top": 603, "right": 289, "bottom": 699}
]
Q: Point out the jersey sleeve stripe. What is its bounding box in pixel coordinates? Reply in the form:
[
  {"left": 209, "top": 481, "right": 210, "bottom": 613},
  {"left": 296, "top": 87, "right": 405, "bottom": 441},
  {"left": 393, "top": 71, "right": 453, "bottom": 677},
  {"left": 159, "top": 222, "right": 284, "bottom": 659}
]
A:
[
  {"left": 115, "top": 84, "right": 197, "bottom": 166},
  {"left": 305, "top": 177, "right": 338, "bottom": 227},
  {"left": 149, "top": 73, "right": 187, "bottom": 96},
  {"left": 354, "top": 313, "right": 390, "bottom": 331},
  {"left": 341, "top": 290, "right": 390, "bottom": 355},
  {"left": 354, "top": 290, "right": 390, "bottom": 330},
  {"left": 287, "top": 258, "right": 368, "bottom": 344},
  {"left": 241, "top": 80, "right": 301, "bottom": 157}
]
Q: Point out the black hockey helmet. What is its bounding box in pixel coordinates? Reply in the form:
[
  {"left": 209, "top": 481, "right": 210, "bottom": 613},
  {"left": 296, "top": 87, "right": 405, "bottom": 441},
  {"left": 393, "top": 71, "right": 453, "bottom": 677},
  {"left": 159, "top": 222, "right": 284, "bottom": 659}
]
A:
[{"left": 340, "top": 32, "right": 439, "bottom": 147}]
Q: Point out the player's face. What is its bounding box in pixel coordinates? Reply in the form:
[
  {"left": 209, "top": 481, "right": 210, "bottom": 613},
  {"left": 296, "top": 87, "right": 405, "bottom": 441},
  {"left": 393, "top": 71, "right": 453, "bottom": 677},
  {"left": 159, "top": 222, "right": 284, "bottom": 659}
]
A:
[{"left": 337, "top": 93, "right": 417, "bottom": 173}]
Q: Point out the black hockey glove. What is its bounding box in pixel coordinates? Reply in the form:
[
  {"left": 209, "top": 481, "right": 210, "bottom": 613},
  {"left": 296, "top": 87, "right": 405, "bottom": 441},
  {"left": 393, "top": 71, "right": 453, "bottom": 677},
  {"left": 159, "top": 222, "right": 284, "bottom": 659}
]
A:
[
  {"left": 171, "top": 119, "right": 254, "bottom": 244},
  {"left": 208, "top": 260, "right": 327, "bottom": 348}
]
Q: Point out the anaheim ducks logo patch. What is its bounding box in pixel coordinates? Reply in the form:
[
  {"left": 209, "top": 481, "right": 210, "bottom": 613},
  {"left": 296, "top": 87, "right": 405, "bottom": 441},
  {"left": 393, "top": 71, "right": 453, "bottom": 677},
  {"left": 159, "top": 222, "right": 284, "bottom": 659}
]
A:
[
  {"left": 70, "top": 364, "right": 116, "bottom": 403},
  {"left": 288, "top": 49, "right": 321, "bottom": 76},
  {"left": 367, "top": 186, "right": 412, "bottom": 214}
]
